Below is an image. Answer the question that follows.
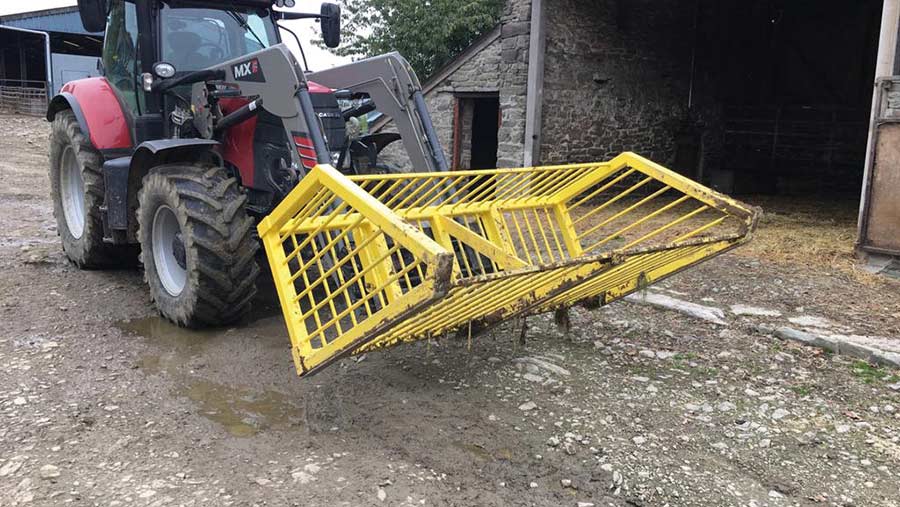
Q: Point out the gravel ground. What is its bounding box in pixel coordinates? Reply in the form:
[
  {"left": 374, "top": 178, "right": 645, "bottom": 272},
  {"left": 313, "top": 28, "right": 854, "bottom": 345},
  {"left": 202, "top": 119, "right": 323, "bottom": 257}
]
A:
[{"left": 1, "top": 113, "right": 899, "bottom": 506}]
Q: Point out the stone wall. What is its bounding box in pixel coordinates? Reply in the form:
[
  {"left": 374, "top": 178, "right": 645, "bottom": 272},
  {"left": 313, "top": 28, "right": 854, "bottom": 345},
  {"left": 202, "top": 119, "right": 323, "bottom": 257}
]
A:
[
  {"left": 378, "top": 0, "right": 726, "bottom": 176},
  {"left": 377, "top": 0, "right": 532, "bottom": 171},
  {"left": 495, "top": 0, "right": 532, "bottom": 168},
  {"left": 375, "top": 37, "right": 501, "bottom": 171},
  {"left": 458, "top": 99, "right": 475, "bottom": 169},
  {"left": 539, "top": 0, "right": 704, "bottom": 167},
  {"left": 373, "top": 0, "right": 874, "bottom": 195}
]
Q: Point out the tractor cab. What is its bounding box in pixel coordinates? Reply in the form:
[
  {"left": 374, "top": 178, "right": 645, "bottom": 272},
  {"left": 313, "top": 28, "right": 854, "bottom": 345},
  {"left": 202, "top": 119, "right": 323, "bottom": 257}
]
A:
[
  {"left": 68, "top": 0, "right": 345, "bottom": 211},
  {"left": 157, "top": 6, "right": 279, "bottom": 72},
  {"left": 48, "top": 0, "right": 454, "bottom": 329},
  {"left": 81, "top": 1, "right": 339, "bottom": 129}
]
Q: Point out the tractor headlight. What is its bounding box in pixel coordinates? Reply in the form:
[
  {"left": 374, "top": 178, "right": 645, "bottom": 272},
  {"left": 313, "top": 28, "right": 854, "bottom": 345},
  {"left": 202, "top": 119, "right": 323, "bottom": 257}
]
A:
[{"left": 153, "top": 62, "right": 176, "bottom": 79}]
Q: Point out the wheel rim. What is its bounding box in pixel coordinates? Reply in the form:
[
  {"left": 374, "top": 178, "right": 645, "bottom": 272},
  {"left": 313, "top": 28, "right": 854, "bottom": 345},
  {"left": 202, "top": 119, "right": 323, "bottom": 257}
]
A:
[
  {"left": 60, "top": 146, "right": 86, "bottom": 239},
  {"left": 152, "top": 205, "right": 188, "bottom": 296}
]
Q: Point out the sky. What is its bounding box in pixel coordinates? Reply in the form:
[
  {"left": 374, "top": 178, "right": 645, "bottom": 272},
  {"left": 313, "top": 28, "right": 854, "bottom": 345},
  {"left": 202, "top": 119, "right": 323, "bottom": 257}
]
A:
[{"left": 0, "top": 0, "right": 352, "bottom": 70}]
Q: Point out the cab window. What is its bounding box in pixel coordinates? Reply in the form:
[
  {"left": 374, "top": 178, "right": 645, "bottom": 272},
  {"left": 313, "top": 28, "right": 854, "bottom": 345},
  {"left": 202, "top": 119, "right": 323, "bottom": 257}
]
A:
[
  {"left": 102, "top": 0, "right": 141, "bottom": 114},
  {"left": 160, "top": 7, "right": 277, "bottom": 72}
]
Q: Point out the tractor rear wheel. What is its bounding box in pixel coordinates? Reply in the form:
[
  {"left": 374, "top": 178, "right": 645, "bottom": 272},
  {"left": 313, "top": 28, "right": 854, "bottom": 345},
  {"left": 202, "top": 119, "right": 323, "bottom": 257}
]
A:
[
  {"left": 137, "top": 163, "right": 259, "bottom": 327},
  {"left": 49, "top": 110, "right": 114, "bottom": 267}
]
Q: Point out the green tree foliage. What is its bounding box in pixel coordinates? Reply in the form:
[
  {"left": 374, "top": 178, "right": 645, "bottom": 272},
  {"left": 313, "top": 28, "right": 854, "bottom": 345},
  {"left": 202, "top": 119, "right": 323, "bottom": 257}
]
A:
[{"left": 325, "top": 0, "right": 505, "bottom": 79}]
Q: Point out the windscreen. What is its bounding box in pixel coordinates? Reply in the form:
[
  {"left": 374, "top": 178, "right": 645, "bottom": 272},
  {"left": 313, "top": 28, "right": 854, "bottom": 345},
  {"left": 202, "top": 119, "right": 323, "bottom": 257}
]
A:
[{"left": 160, "top": 6, "right": 278, "bottom": 71}]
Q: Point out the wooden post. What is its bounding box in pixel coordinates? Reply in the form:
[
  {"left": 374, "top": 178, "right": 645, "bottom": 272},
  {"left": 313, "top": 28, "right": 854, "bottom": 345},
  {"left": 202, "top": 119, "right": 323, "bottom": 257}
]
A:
[
  {"left": 523, "top": 0, "right": 546, "bottom": 167},
  {"left": 858, "top": 0, "right": 900, "bottom": 246}
]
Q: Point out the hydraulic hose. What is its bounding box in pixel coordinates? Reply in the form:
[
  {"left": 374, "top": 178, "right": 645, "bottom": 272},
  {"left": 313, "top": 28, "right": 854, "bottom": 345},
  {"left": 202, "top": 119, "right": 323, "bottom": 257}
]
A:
[{"left": 214, "top": 98, "right": 263, "bottom": 134}]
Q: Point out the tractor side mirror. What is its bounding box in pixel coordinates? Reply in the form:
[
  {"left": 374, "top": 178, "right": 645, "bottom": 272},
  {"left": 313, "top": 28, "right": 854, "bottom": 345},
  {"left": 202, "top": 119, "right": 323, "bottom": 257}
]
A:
[
  {"left": 320, "top": 3, "right": 341, "bottom": 48},
  {"left": 77, "top": 0, "right": 108, "bottom": 33}
]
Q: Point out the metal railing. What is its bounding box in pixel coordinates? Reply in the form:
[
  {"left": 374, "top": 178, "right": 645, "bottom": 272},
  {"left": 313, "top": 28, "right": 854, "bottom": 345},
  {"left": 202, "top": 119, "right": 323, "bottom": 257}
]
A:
[{"left": 0, "top": 80, "right": 48, "bottom": 116}]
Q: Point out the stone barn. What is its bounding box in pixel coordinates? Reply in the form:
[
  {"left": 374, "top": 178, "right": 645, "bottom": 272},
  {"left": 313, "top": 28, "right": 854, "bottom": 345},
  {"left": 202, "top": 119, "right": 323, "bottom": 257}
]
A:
[{"left": 374, "top": 0, "right": 900, "bottom": 263}]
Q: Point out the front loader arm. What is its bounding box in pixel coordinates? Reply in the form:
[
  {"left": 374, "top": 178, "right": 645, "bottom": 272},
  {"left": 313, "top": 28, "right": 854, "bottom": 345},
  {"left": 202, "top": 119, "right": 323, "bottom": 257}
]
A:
[
  {"left": 308, "top": 52, "right": 450, "bottom": 172},
  {"left": 186, "top": 44, "right": 331, "bottom": 172}
]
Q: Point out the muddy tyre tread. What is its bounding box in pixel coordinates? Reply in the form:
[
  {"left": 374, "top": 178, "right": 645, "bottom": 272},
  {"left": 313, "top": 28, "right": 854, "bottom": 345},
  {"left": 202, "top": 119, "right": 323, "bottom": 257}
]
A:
[
  {"left": 49, "top": 109, "right": 115, "bottom": 267},
  {"left": 137, "top": 164, "right": 259, "bottom": 327}
]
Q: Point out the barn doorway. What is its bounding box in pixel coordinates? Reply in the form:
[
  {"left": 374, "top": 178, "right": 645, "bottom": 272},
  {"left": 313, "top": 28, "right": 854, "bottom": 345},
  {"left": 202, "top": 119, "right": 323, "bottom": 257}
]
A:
[
  {"left": 453, "top": 93, "right": 500, "bottom": 170},
  {"left": 702, "top": 0, "right": 883, "bottom": 196}
]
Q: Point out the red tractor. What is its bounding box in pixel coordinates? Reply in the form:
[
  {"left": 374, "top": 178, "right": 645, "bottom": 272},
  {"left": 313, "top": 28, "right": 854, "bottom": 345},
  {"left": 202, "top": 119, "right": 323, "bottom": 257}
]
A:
[{"left": 48, "top": 0, "right": 449, "bottom": 327}]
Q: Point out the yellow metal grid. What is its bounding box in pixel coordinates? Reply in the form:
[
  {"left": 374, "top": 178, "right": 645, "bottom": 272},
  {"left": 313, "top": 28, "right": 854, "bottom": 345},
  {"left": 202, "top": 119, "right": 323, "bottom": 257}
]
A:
[{"left": 258, "top": 152, "right": 759, "bottom": 376}]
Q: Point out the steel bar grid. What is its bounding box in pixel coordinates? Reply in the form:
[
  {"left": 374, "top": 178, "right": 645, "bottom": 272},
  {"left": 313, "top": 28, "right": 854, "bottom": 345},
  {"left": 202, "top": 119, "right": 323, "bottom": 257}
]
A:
[{"left": 258, "top": 153, "right": 758, "bottom": 376}]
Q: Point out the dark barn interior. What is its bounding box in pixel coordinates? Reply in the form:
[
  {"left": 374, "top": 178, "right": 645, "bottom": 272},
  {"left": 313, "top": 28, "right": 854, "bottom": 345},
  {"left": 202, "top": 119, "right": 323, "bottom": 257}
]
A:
[
  {"left": 1, "top": 7, "right": 105, "bottom": 115},
  {"left": 699, "top": 0, "right": 883, "bottom": 196},
  {"left": 453, "top": 93, "right": 501, "bottom": 170},
  {"left": 541, "top": 0, "right": 884, "bottom": 198},
  {"left": 0, "top": 28, "right": 48, "bottom": 87}
]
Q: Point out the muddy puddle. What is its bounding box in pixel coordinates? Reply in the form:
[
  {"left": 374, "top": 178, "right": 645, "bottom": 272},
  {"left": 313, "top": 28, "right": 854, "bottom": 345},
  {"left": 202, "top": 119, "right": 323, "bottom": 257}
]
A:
[
  {"left": 181, "top": 380, "right": 303, "bottom": 437},
  {"left": 115, "top": 317, "right": 217, "bottom": 374},
  {"left": 115, "top": 314, "right": 290, "bottom": 373},
  {"left": 115, "top": 314, "right": 301, "bottom": 436},
  {"left": 452, "top": 441, "right": 516, "bottom": 462}
]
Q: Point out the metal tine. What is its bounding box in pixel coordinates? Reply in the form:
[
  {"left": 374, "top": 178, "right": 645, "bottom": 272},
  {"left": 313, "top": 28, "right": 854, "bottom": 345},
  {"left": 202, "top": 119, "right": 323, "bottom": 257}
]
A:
[
  {"left": 423, "top": 268, "right": 569, "bottom": 331},
  {"left": 311, "top": 246, "right": 422, "bottom": 336},
  {"left": 283, "top": 194, "right": 346, "bottom": 264},
  {"left": 570, "top": 168, "right": 638, "bottom": 217},
  {"left": 621, "top": 204, "right": 709, "bottom": 249},
  {"left": 543, "top": 207, "right": 566, "bottom": 260},
  {"left": 307, "top": 231, "right": 345, "bottom": 337},
  {"left": 571, "top": 176, "right": 654, "bottom": 231},
  {"left": 586, "top": 195, "right": 692, "bottom": 252},
  {"left": 299, "top": 239, "right": 403, "bottom": 320},
  {"left": 531, "top": 208, "right": 557, "bottom": 262},
  {"left": 576, "top": 185, "right": 671, "bottom": 243},
  {"left": 519, "top": 209, "right": 545, "bottom": 263},
  {"left": 673, "top": 215, "right": 728, "bottom": 242},
  {"left": 400, "top": 175, "right": 448, "bottom": 209}
]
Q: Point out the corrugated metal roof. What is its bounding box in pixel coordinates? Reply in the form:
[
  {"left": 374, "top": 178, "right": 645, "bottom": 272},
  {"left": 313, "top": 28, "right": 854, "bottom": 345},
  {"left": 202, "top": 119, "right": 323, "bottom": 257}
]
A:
[{"left": 0, "top": 7, "right": 103, "bottom": 36}]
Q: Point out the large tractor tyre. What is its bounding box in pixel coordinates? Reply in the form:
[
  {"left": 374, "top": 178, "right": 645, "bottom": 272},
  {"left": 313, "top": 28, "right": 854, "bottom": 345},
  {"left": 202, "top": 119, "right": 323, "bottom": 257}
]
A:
[
  {"left": 137, "top": 163, "right": 260, "bottom": 327},
  {"left": 49, "top": 110, "right": 115, "bottom": 267}
]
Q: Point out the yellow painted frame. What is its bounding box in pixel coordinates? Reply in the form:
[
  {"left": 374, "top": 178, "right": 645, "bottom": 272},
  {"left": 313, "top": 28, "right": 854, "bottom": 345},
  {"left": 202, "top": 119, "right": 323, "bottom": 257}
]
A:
[{"left": 258, "top": 153, "right": 759, "bottom": 377}]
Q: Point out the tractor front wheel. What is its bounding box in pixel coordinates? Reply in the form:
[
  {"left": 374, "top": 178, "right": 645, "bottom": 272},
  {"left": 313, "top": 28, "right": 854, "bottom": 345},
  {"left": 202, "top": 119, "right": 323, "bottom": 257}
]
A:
[
  {"left": 49, "top": 110, "right": 115, "bottom": 267},
  {"left": 137, "top": 163, "right": 259, "bottom": 327}
]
